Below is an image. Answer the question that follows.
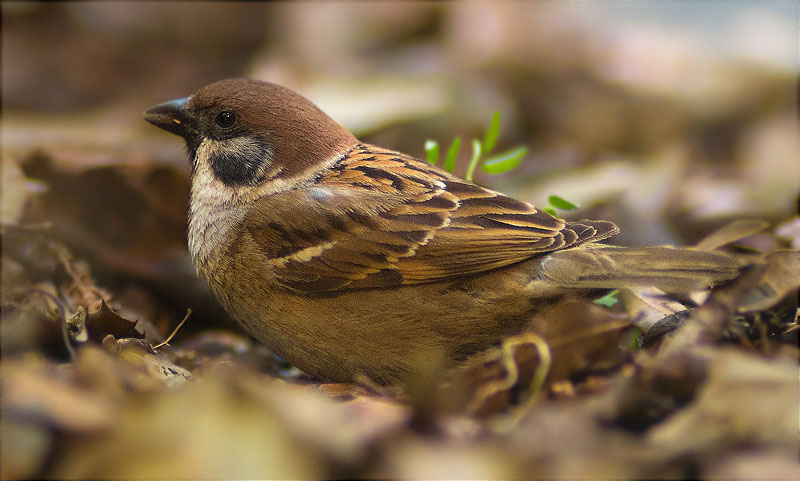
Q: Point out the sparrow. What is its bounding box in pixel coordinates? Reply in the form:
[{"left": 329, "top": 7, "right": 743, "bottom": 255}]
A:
[{"left": 144, "top": 79, "right": 742, "bottom": 384}]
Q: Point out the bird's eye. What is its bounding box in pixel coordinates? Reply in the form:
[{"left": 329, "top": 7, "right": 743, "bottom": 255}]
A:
[{"left": 215, "top": 110, "right": 237, "bottom": 128}]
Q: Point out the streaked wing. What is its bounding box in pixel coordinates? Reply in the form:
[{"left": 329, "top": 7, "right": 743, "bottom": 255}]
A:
[{"left": 242, "top": 143, "right": 618, "bottom": 293}]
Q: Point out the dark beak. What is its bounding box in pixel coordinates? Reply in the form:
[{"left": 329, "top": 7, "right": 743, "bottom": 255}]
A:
[{"left": 144, "top": 97, "right": 197, "bottom": 139}]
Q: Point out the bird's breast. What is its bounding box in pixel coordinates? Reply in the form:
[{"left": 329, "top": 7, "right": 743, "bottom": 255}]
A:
[{"left": 188, "top": 186, "right": 248, "bottom": 280}]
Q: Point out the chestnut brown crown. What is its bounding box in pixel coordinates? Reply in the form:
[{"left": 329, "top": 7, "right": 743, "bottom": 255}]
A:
[{"left": 145, "top": 79, "right": 357, "bottom": 186}]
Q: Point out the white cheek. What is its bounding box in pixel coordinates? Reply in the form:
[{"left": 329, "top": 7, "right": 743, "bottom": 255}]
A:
[{"left": 188, "top": 153, "right": 243, "bottom": 265}]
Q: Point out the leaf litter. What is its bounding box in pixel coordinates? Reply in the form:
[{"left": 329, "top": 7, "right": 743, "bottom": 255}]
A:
[
  {"left": 2, "top": 146, "right": 798, "bottom": 481},
  {"left": 3, "top": 6, "right": 798, "bottom": 475}
]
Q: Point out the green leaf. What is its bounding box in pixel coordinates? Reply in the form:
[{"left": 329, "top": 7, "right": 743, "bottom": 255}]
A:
[
  {"left": 444, "top": 136, "right": 461, "bottom": 173},
  {"left": 543, "top": 207, "right": 558, "bottom": 217},
  {"left": 465, "top": 139, "right": 482, "bottom": 182},
  {"left": 483, "top": 110, "right": 501, "bottom": 154},
  {"left": 593, "top": 289, "right": 620, "bottom": 307},
  {"left": 481, "top": 146, "right": 527, "bottom": 175},
  {"left": 547, "top": 195, "right": 578, "bottom": 211},
  {"left": 424, "top": 139, "right": 439, "bottom": 165},
  {"left": 629, "top": 327, "right": 641, "bottom": 352}
]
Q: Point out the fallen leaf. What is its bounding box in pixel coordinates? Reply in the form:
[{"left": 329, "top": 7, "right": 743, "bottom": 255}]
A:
[
  {"left": 3, "top": 360, "right": 116, "bottom": 432},
  {"left": 648, "top": 348, "right": 798, "bottom": 453},
  {"left": 693, "top": 219, "right": 770, "bottom": 251},
  {"left": 775, "top": 217, "right": 800, "bottom": 250},
  {"left": 1, "top": 153, "right": 31, "bottom": 225},
  {"left": 373, "top": 438, "right": 525, "bottom": 479},
  {"left": 73, "top": 344, "right": 127, "bottom": 402},
  {"left": 65, "top": 305, "right": 89, "bottom": 343},
  {"left": 531, "top": 299, "right": 632, "bottom": 381},
  {"left": 655, "top": 263, "right": 770, "bottom": 357},
  {"left": 620, "top": 287, "right": 689, "bottom": 334},
  {"left": 143, "top": 353, "right": 191, "bottom": 388},
  {"left": 737, "top": 250, "right": 800, "bottom": 313},
  {"left": 0, "top": 419, "right": 52, "bottom": 480},
  {"left": 449, "top": 299, "right": 630, "bottom": 417},
  {"left": 507, "top": 400, "right": 685, "bottom": 479},
  {"left": 596, "top": 348, "right": 709, "bottom": 432},
  {"left": 235, "top": 367, "right": 410, "bottom": 465},
  {"left": 703, "top": 448, "right": 799, "bottom": 480},
  {"left": 50, "top": 376, "right": 320, "bottom": 479},
  {"left": 84, "top": 300, "right": 144, "bottom": 342}
]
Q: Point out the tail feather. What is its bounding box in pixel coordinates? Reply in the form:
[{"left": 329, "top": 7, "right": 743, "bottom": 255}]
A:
[{"left": 537, "top": 245, "right": 743, "bottom": 292}]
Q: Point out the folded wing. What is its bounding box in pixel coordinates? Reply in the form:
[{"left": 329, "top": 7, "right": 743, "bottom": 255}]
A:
[{"left": 241, "top": 144, "right": 618, "bottom": 293}]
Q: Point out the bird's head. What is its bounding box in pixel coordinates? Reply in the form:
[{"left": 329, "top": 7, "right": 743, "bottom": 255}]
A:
[{"left": 145, "top": 79, "right": 357, "bottom": 191}]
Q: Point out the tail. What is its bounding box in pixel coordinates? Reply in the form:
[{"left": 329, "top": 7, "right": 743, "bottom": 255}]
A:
[{"left": 537, "top": 245, "right": 743, "bottom": 292}]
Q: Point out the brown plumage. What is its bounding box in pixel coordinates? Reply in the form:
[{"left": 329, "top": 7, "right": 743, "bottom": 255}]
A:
[
  {"left": 145, "top": 79, "right": 742, "bottom": 384},
  {"left": 244, "top": 143, "right": 619, "bottom": 292}
]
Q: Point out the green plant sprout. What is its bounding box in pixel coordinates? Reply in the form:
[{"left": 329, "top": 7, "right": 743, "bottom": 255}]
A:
[
  {"left": 424, "top": 139, "right": 439, "bottom": 165},
  {"left": 542, "top": 195, "right": 578, "bottom": 218},
  {"left": 444, "top": 136, "right": 461, "bottom": 173},
  {"left": 424, "top": 111, "right": 578, "bottom": 217},
  {"left": 593, "top": 289, "right": 620, "bottom": 307},
  {"left": 424, "top": 110, "right": 528, "bottom": 182}
]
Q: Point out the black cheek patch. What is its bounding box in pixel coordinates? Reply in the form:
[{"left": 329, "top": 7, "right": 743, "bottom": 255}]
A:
[{"left": 209, "top": 137, "right": 273, "bottom": 186}]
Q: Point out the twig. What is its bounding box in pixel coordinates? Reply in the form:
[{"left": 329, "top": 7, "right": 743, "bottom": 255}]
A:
[
  {"left": 29, "top": 288, "right": 75, "bottom": 360},
  {"left": 0, "top": 221, "right": 53, "bottom": 233},
  {"left": 490, "top": 332, "right": 552, "bottom": 433},
  {"left": 152, "top": 309, "right": 192, "bottom": 350},
  {"left": 54, "top": 246, "right": 105, "bottom": 303}
]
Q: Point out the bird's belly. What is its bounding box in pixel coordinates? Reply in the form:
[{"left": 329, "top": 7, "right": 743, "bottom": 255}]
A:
[{"left": 206, "top": 262, "right": 537, "bottom": 384}]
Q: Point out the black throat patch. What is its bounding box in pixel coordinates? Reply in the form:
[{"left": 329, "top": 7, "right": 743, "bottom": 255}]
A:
[{"left": 207, "top": 136, "right": 273, "bottom": 186}]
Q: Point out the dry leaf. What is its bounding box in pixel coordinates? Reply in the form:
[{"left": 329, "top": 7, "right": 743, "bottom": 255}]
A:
[
  {"left": 84, "top": 300, "right": 144, "bottom": 342},
  {"left": 65, "top": 305, "right": 89, "bottom": 342},
  {"left": 1, "top": 153, "right": 31, "bottom": 225},
  {"left": 1, "top": 419, "right": 52, "bottom": 480},
  {"left": 507, "top": 400, "right": 684, "bottom": 479},
  {"left": 694, "top": 219, "right": 770, "bottom": 251},
  {"left": 532, "top": 299, "right": 631, "bottom": 381},
  {"left": 73, "top": 344, "right": 127, "bottom": 402},
  {"left": 775, "top": 217, "right": 800, "bottom": 250},
  {"left": 620, "top": 287, "right": 689, "bottom": 334},
  {"left": 737, "top": 250, "right": 800, "bottom": 313},
  {"left": 648, "top": 348, "right": 798, "bottom": 452},
  {"left": 50, "top": 377, "right": 319, "bottom": 479},
  {"left": 65, "top": 301, "right": 144, "bottom": 346},
  {"left": 449, "top": 299, "right": 630, "bottom": 417},
  {"left": 655, "top": 263, "right": 772, "bottom": 357},
  {"left": 142, "top": 353, "right": 191, "bottom": 388},
  {"left": 703, "top": 449, "right": 799, "bottom": 480},
  {"left": 234, "top": 367, "right": 410, "bottom": 465},
  {"left": 597, "top": 347, "right": 710, "bottom": 432},
  {"left": 373, "top": 438, "right": 524, "bottom": 479},
  {"left": 3, "top": 360, "right": 116, "bottom": 433}
]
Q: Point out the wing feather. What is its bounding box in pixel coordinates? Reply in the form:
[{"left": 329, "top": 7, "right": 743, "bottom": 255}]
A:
[{"left": 242, "top": 143, "right": 618, "bottom": 293}]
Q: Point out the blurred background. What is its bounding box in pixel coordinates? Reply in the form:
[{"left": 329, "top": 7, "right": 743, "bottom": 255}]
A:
[
  {"left": 4, "top": 2, "right": 797, "bottom": 305},
  {"left": 2, "top": 3, "right": 798, "bottom": 478}
]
